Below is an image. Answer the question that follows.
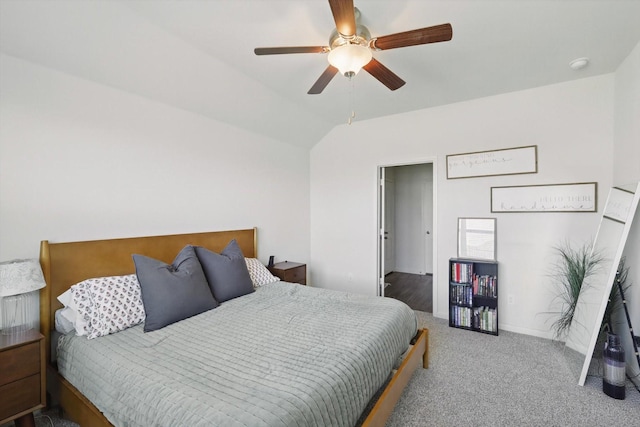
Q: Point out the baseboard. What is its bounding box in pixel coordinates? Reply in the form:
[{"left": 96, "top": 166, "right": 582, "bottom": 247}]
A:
[
  {"left": 499, "top": 324, "right": 555, "bottom": 340},
  {"left": 433, "top": 311, "right": 448, "bottom": 321},
  {"left": 432, "top": 312, "right": 555, "bottom": 340}
]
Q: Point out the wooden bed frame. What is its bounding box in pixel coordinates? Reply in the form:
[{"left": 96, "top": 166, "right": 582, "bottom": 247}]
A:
[{"left": 39, "top": 228, "right": 428, "bottom": 427}]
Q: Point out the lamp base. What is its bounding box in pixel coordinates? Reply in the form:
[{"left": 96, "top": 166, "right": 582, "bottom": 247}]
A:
[
  {"left": 1, "top": 324, "right": 30, "bottom": 335},
  {"left": 1, "top": 291, "right": 38, "bottom": 335}
]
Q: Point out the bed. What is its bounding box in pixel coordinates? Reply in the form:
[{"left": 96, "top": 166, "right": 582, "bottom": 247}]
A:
[{"left": 39, "top": 228, "right": 428, "bottom": 427}]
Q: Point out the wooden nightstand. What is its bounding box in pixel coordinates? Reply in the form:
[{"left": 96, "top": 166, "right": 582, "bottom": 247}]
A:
[
  {"left": 268, "top": 262, "right": 307, "bottom": 285},
  {"left": 0, "top": 329, "right": 46, "bottom": 427}
]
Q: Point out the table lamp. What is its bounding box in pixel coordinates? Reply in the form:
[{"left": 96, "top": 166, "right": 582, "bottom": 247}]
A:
[{"left": 0, "top": 259, "right": 46, "bottom": 335}]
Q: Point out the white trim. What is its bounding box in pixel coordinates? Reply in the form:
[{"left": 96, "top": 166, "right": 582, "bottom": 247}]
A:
[{"left": 500, "top": 324, "right": 555, "bottom": 340}]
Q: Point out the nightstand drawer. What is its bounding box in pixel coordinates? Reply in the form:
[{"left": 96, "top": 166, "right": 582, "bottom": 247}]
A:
[
  {"left": 269, "top": 262, "right": 306, "bottom": 285},
  {"left": 283, "top": 266, "right": 306, "bottom": 284},
  {"left": 0, "top": 374, "right": 40, "bottom": 421},
  {"left": 0, "top": 341, "right": 40, "bottom": 387}
]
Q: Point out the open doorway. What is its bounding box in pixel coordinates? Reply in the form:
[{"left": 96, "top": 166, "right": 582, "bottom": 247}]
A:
[{"left": 378, "top": 163, "right": 434, "bottom": 313}]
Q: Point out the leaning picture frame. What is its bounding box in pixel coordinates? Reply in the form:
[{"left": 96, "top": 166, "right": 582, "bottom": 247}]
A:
[
  {"left": 457, "top": 217, "right": 497, "bottom": 261},
  {"left": 602, "top": 186, "right": 635, "bottom": 224},
  {"left": 491, "top": 182, "right": 597, "bottom": 213}
]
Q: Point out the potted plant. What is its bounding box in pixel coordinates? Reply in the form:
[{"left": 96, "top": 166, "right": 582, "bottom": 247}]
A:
[{"left": 548, "top": 240, "right": 604, "bottom": 341}]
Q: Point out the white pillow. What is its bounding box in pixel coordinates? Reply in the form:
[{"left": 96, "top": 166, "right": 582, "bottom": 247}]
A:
[
  {"left": 57, "top": 289, "right": 72, "bottom": 307},
  {"left": 54, "top": 307, "right": 76, "bottom": 334},
  {"left": 68, "top": 274, "right": 145, "bottom": 339},
  {"left": 245, "top": 258, "right": 279, "bottom": 287},
  {"left": 56, "top": 289, "right": 80, "bottom": 333}
]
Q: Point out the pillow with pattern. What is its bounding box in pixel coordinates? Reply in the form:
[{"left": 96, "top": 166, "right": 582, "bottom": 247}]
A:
[
  {"left": 66, "top": 281, "right": 93, "bottom": 336},
  {"left": 245, "top": 258, "right": 279, "bottom": 287},
  {"left": 69, "top": 274, "right": 145, "bottom": 339}
]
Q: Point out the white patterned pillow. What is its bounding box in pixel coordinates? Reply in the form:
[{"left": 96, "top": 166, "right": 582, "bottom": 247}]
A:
[
  {"left": 70, "top": 274, "right": 145, "bottom": 339},
  {"left": 67, "top": 281, "right": 93, "bottom": 336},
  {"left": 245, "top": 258, "right": 279, "bottom": 287}
]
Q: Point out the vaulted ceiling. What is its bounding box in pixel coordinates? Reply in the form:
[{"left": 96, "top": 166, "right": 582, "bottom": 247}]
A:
[{"left": 2, "top": 1, "right": 640, "bottom": 148}]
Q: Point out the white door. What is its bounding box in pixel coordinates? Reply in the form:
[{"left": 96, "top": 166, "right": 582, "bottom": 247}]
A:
[
  {"left": 423, "top": 174, "right": 434, "bottom": 274},
  {"left": 384, "top": 174, "right": 395, "bottom": 275},
  {"left": 378, "top": 168, "right": 386, "bottom": 296},
  {"left": 378, "top": 167, "right": 397, "bottom": 296}
]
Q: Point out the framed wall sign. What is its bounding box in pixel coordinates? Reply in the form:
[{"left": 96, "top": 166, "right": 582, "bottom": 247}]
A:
[
  {"left": 446, "top": 145, "right": 537, "bottom": 179},
  {"left": 602, "top": 186, "right": 635, "bottom": 224},
  {"left": 491, "top": 182, "right": 597, "bottom": 213}
]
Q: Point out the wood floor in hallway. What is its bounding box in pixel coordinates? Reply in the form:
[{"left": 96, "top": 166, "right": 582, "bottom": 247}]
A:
[{"left": 384, "top": 271, "right": 432, "bottom": 313}]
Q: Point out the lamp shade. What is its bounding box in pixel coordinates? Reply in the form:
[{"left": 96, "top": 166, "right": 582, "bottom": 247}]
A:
[
  {"left": 328, "top": 43, "right": 372, "bottom": 77},
  {"left": 0, "top": 259, "right": 46, "bottom": 297}
]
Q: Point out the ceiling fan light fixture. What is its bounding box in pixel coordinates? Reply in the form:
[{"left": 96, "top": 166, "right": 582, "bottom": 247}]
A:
[
  {"left": 255, "top": 4, "right": 452, "bottom": 94},
  {"left": 328, "top": 43, "right": 372, "bottom": 77}
]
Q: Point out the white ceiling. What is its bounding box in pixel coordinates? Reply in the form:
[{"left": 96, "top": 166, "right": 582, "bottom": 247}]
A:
[{"left": 2, "top": 0, "right": 640, "bottom": 148}]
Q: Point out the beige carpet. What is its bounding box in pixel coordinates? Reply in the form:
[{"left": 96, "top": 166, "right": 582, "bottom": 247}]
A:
[{"left": 386, "top": 312, "right": 640, "bottom": 427}]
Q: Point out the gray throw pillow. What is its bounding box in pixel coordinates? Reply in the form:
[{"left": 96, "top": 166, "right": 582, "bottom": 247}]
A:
[
  {"left": 194, "top": 240, "right": 255, "bottom": 303},
  {"left": 133, "top": 245, "right": 218, "bottom": 332}
]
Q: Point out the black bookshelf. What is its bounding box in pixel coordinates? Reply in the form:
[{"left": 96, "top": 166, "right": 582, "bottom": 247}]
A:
[{"left": 449, "top": 258, "right": 498, "bottom": 335}]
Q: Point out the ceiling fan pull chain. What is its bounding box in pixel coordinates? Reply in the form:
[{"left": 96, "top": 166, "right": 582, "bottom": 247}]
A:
[{"left": 348, "top": 77, "right": 356, "bottom": 125}]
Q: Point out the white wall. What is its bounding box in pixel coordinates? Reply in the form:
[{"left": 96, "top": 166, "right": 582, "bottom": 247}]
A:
[
  {"left": 0, "top": 54, "right": 310, "bottom": 266},
  {"left": 613, "top": 41, "right": 640, "bottom": 378},
  {"left": 311, "top": 75, "right": 614, "bottom": 338}
]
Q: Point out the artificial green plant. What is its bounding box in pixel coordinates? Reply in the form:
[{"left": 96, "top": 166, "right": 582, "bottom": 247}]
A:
[{"left": 549, "top": 240, "right": 604, "bottom": 340}]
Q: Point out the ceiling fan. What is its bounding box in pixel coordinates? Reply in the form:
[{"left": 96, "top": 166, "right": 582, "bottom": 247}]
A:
[{"left": 254, "top": 0, "right": 453, "bottom": 94}]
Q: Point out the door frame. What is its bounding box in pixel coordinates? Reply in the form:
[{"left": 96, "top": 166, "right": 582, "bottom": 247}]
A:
[
  {"left": 383, "top": 170, "right": 395, "bottom": 275},
  {"left": 376, "top": 158, "right": 438, "bottom": 313}
]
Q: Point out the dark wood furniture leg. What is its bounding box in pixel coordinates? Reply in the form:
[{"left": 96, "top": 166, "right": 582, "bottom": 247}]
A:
[{"left": 14, "top": 413, "right": 36, "bottom": 427}]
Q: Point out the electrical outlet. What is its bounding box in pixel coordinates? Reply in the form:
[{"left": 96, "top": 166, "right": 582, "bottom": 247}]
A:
[{"left": 507, "top": 294, "right": 515, "bottom": 305}]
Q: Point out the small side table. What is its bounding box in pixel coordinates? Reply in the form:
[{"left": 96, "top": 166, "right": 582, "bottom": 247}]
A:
[
  {"left": 0, "top": 329, "right": 46, "bottom": 427},
  {"left": 269, "top": 262, "right": 307, "bottom": 285}
]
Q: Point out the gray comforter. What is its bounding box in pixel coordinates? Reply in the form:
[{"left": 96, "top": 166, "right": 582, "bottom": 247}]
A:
[{"left": 57, "top": 281, "right": 417, "bottom": 427}]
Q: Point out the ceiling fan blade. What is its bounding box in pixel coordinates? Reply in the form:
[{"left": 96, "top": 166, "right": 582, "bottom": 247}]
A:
[
  {"left": 363, "top": 58, "right": 406, "bottom": 91},
  {"left": 308, "top": 65, "right": 339, "bottom": 94},
  {"left": 372, "top": 23, "right": 453, "bottom": 50},
  {"left": 328, "top": 0, "right": 356, "bottom": 37},
  {"left": 254, "top": 46, "right": 328, "bottom": 55}
]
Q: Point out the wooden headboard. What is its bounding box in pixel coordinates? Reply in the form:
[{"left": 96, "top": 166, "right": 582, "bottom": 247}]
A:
[{"left": 38, "top": 228, "right": 257, "bottom": 362}]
